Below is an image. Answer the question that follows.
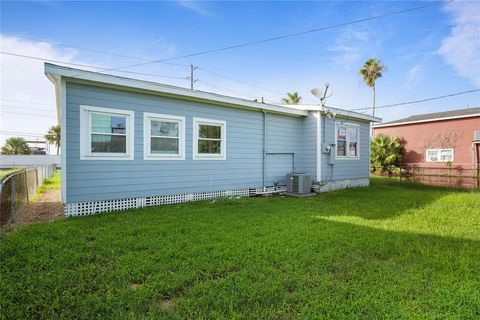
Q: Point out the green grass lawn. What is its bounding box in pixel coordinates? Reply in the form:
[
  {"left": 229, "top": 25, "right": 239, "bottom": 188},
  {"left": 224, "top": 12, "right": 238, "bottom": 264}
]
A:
[
  {"left": 0, "top": 168, "right": 21, "bottom": 180},
  {"left": 29, "top": 170, "right": 61, "bottom": 202},
  {"left": 1, "top": 178, "right": 479, "bottom": 319},
  {"left": 38, "top": 170, "right": 61, "bottom": 192},
  {"left": 36, "top": 170, "right": 61, "bottom": 194}
]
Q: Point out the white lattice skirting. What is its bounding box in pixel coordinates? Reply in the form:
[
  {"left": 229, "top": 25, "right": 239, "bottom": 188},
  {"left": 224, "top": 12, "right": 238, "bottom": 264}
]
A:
[{"left": 64, "top": 186, "right": 286, "bottom": 217}]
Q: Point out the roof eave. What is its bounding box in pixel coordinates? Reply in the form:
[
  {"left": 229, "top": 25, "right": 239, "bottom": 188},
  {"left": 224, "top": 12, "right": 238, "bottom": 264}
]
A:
[
  {"left": 280, "top": 104, "right": 381, "bottom": 122},
  {"left": 372, "top": 113, "right": 480, "bottom": 128},
  {"left": 44, "top": 63, "right": 308, "bottom": 117}
]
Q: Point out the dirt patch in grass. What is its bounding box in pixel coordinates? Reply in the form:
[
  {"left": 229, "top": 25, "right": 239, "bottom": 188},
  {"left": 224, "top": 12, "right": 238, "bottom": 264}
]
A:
[
  {"left": 129, "top": 282, "right": 141, "bottom": 290},
  {"left": 159, "top": 299, "right": 175, "bottom": 312},
  {"left": 15, "top": 189, "right": 63, "bottom": 225}
]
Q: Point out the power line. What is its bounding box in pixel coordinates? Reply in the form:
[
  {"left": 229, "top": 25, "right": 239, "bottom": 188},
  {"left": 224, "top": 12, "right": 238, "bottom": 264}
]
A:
[
  {"left": 1, "top": 105, "right": 56, "bottom": 113},
  {"left": 197, "top": 66, "right": 321, "bottom": 104},
  {"left": 0, "top": 131, "right": 45, "bottom": 137},
  {"left": 2, "top": 36, "right": 312, "bottom": 101},
  {"left": 1, "top": 110, "right": 57, "bottom": 118},
  {"left": 349, "top": 89, "right": 480, "bottom": 111},
  {"left": 197, "top": 80, "right": 260, "bottom": 100},
  {"left": 1, "top": 70, "right": 40, "bottom": 77},
  {"left": 0, "top": 52, "right": 190, "bottom": 80},
  {"left": 2, "top": 32, "right": 189, "bottom": 67},
  {"left": 197, "top": 66, "right": 286, "bottom": 96},
  {"left": 94, "top": 3, "right": 439, "bottom": 73},
  {"left": 1, "top": 98, "right": 55, "bottom": 107},
  {"left": 1, "top": 51, "right": 278, "bottom": 102}
]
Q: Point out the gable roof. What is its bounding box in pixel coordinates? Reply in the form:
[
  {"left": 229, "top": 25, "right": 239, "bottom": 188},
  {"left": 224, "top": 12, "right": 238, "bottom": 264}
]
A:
[
  {"left": 44, "top": 63, "right": 380, "bottom": 122},
  {"left": 373, "top": 107, "right": 480, "bottom": 128}
]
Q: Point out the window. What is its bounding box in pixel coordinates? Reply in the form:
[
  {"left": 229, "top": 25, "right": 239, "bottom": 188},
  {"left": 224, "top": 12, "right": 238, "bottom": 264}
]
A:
[
  {"left": 144, "top": 113, "right": 185, "bottom": 160},
  {"left": 336, "top": 123, "right": 359, "bottom": 159},
  {"left": 426, "top": 149, "right": 454, "bottom": 162},
  {"left": 80, "top": 106, "right": 134, "bottom": 160},
  {"left": 193, "top": 118, "right": 226, "bottom": 160}
]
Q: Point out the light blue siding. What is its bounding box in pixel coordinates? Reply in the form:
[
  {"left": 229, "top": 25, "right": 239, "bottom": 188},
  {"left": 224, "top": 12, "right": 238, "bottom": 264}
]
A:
[
  {"left": 320, "top": 116, "right": 371, "bottom": 181},
  {"left": 64, "top": 81, "right": 373, "bottom": 204},
  {"left": 264, "top": 112, "right": 302, "bottom": 184},
  {"left": 300, "top": 111, "right": 318, "bottom": 181},
  {"left": 65, "top": 82, "right": 303, "bottom": 203}
]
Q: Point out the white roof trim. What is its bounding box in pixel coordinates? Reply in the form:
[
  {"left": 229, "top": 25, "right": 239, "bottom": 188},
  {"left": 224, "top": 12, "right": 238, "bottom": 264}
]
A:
[
  {"left": 280, "top": 104, "right": 381, "bottom": 122},
  {"left": 44, "top": 63, "right": 307, "bottom": 117},
  {"left": 372, "top": 113, "right": 480, "bottom": 128}
]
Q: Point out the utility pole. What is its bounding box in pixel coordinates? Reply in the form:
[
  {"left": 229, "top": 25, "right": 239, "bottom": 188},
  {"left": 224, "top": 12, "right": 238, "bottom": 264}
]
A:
[{"left": 188, "top": 64, "right": 198, "bottom": 90}]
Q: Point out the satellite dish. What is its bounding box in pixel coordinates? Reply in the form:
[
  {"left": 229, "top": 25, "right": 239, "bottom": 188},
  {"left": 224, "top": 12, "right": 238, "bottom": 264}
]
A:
[{"left": 311, "top": 88, "right": 323, "bottom": 98}]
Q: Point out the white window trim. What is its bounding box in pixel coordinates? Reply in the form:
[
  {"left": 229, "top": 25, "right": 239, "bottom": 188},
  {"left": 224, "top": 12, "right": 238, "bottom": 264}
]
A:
[
  {"left": 193, "top": 117, "right": 226, "bottom": 160},
  {"left": 80, "top": 105, "right": 134, "bottom": 160},
  {"left": 335, "top": 122, "right": 360, "bottom": 160},
  {"left": 143, "top": 112, "right": 185, "bottom": 160},
  {"left": 426, "top": 148, "right": 454, "bottom": 162}
]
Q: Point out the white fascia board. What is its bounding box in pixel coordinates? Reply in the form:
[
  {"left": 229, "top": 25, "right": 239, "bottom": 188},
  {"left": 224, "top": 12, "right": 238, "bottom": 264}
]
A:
[
  {"left": 44, "top": 63, "right": 307, "bottom": 117},
  {"left": 45, "top": 73, "right": 62, "bottom": 123},
  {"left": 278, "top": 104, "right": 382, "bottom": 123},
  {"left": 372, "top": 113, "right": 480, "bottom": 128}
]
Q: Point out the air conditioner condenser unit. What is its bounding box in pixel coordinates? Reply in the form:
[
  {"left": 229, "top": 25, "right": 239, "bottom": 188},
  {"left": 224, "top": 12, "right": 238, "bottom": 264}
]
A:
[{"left": 286, "top": 173, "right": 312, "bottom": 195}]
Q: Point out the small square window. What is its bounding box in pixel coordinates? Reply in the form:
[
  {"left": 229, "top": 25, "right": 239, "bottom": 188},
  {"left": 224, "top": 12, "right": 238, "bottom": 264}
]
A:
[
  {"left": 193, "top": 118, "right": 226, "bottom": 160},
  {"left": 427, "top": 149, "right": 454, "bottom": 162},
  {"left": 336, "top": 123, "right": 359, "bottom": 159},
  {"left": 80, "top": 106, "right": 134, "bottom": 160},
  {"left": 144, "top": 113, "right": 185, "bottom": 160}
]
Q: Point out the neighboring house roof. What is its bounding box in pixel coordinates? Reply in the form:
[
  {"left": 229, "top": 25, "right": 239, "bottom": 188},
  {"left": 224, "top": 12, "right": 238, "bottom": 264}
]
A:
[
  {"left": 44, "top": 63, "right": 381, "bottom": 122},
  {"left": 373, "top": 107, "right": 480, "bottom": 128}
]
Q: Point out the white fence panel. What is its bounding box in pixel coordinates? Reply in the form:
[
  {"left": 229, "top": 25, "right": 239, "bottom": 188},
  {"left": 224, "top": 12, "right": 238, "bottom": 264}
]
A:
[{"left": 0, "top": 155, "right": 61, "bottom": 168}]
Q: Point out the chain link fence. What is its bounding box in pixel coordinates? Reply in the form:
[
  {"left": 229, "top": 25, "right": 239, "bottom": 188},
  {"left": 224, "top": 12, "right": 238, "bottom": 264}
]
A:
[
  {"left": 0, "top": 165, "right": 56, "bottom": 227},
  {"left": 399, "top": 165, "right": 480, "bottom": 190}
]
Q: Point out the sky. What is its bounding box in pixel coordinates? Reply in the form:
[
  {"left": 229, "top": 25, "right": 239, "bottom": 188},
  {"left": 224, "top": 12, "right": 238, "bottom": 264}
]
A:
[{"left": 1, "top": 0, "right": 479, "bottom": 153}]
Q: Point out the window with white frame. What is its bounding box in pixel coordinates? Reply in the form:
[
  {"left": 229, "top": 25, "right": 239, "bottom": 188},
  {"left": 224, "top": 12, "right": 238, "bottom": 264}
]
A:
[
  {"left": 426, "top": 149, "right": 454, "bottom": 162},
  {"left": 80, "top": 106, "right": 134, "bottom": 160},
  {"left": 193, "top": 118, "right": 226, "bottom": 160},
  {"left": 144, "top": 113, "right": 185, "bottom": 160},
  {"left": 336, "top": 123, "right": 359, "bottom": 159}
]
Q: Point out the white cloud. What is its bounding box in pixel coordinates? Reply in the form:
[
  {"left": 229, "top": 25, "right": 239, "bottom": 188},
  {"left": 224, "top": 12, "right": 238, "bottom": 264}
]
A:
[
  {"left": 176, "top": 0, "right": 209, "bottom": 16},
  {"left": 329, "top": 28, "right": 370, "bottom": 69},
  {"left": 0, "top": 35, "right": 80, "bottom": 152},
  {"left": 438, "top": 1, "right": 480, "bottom": 87},
  {"left": 153, "top": 37, "right": 177, "bottom": 56},
  {"left": 406, "top": 65, "right": 422, "bottom": 87}
]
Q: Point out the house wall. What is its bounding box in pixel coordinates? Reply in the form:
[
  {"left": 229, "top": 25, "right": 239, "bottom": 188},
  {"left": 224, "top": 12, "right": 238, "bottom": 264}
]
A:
[
  {"left": 373, "top": 117, "right": 480, "bottom": 168},
  {"left": 264, "top": 112, "right": 303, "bottom": 184},
  {"left": 300, "top": 111, "right": 319, "bottom": 181},
  {"left": 320, "top": 116, "right": 371, "bottom": 181},
  {"left": 64, "top": 82, "right": 303, "bottom": 203}
]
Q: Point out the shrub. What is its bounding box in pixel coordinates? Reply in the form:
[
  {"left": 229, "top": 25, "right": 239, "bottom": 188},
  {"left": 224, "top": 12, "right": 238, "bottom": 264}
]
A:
[{"left": 371, "top": 134, "right": 404, "bottom": 175}]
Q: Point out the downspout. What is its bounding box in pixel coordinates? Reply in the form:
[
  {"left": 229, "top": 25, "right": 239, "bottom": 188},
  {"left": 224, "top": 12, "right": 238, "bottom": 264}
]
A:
[
  {"left": 316, "top": 111, "right": 322, "bottom": 182},
  {"left": 262, "top": 110, "right": 267, "bottom": 191}
]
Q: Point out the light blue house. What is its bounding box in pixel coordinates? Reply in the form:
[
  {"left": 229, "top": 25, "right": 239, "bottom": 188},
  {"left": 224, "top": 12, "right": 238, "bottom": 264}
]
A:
[{"left": 45, "top": 63, "right": 380, "bottom": 216}]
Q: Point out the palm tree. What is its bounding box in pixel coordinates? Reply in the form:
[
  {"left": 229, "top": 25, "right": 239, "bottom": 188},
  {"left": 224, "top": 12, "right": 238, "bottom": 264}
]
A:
[
  {"left": 282, "top": 92, "right": 302, "bottom": 105},
  {"left": 45, "top": 125, "right": 61, "bottom": 155},
  {"left": 1, "top": 137, "right": 32, "bottom": 155},
  {"left": 359, "top": 58, "right": 385, "bottom": 116},
  {"left": 371, "top": 134, "right": 403, "bottom": 175}
]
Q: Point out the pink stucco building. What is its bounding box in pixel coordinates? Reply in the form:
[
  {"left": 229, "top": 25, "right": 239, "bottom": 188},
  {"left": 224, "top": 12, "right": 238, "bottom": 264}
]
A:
[{"left": 372, "top": 108, "right": 480, "bottom": 169}]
